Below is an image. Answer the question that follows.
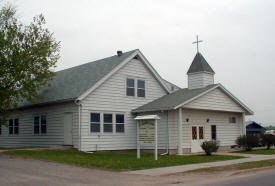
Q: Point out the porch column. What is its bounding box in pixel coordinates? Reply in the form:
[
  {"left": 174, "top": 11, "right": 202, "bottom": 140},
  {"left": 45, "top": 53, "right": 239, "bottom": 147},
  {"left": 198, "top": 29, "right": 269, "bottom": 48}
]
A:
[
  {"left": 178, "top": 108, "right": 183, "bottom": 155},
  {"left": 242, "top": 113, "right": 246, "bottom": 135}
]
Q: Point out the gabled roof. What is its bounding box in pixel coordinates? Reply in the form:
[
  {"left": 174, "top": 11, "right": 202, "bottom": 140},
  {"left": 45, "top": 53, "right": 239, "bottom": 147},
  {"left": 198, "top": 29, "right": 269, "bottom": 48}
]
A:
[
  {"left": 133, "top": 83, "right": 254, "bottom": 115},
  {"left": 246, "top": 121, "right": 266, "bottom": 132},
  {"left": 162, "top": 78, "right": 181, "bottom": 91},
  {"left": 187, "top": 52, "right": 215, "bottom": 74},
  {"left": 133, "top": 84, "right": 218, "bottom": 113},
  {"left": 20, "top": 49, "right": 171, "bottom": 108}
]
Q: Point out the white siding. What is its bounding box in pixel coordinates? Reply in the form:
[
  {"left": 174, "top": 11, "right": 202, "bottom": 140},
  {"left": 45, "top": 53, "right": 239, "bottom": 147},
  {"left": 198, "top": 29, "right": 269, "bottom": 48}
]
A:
[
  {"left": 188, "top": 72, "right": 214, "bottom": 89},
  {"left": 168, "top": 109, "right": 243, "bottom": 150},
  {"left": 184, "top": 88, "right": 244, "bottom": 113},
  {"left": 0, "top": 103, "right": 79, "bottom": 148},
  {"left": 80, "top": 59, "right": 167, "bottom": 151}
]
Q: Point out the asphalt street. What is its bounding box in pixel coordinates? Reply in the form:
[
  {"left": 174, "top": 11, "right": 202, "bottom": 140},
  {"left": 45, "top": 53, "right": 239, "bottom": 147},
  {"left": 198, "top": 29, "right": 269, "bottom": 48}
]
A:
[
  {"left": 203, "top": 170, "right": 275, "bottom": 186},
  {"left": 0, "top": 153, "right": 274, "bottom": 186}
]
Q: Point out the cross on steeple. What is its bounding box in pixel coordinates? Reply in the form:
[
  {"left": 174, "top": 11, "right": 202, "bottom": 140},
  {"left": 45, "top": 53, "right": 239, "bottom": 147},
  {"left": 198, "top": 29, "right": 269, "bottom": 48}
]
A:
[{"left": 192, "top": 35, "right": 203, "bottom": 53}]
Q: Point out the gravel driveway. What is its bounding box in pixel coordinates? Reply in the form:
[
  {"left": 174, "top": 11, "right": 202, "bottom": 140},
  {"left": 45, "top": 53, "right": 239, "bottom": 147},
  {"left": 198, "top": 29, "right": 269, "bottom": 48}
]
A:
[{"left": 0, "top": 154, "right": 175, "bottom": 186}]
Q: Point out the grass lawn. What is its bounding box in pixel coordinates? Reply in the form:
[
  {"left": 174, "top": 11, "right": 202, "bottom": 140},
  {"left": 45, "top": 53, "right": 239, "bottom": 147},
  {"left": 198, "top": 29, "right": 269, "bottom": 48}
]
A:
[
  {"left": 3, "top": 149, "right": 244, "bottom": 170},
  {"left": 235, "top": 149, "right": 275, "bottom": 155},
  {"left": 186, "top": 159, "right": 275, "bottom": 173}
]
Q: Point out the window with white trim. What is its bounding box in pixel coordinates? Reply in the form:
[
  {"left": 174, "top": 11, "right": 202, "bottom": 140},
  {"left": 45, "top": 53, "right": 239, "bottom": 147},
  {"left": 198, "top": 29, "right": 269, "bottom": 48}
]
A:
[
  {"left": 104, "top": 114, "right": 113, "bottom": 132},
  {"left": 90, "top": 113, "right": 100, "bottom": 132},
  {"left": 137, "top": 80, "right": 145, "bottom": 97},
  {"left": 90, "top": 112, "right": 125, "bottom": 134},
  {"left": 229, "top": 117, "right": 236, "bottom": 124},
  {"left": 9, "top": 118, "right": 19, "bottom": 135},
  {"left": 34, "top": 115, "right": 47, "bottom": 134},
  {"left": 116, "top": 114, "right": 125, "bottom": 133},
  {"left": 126, "top": 78, "right": 135, "bottom": 96}
]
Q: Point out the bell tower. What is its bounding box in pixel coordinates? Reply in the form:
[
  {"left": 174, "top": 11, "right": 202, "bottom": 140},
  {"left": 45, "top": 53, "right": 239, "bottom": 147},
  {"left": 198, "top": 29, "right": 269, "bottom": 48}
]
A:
[
  {"left": 187, "top": 52, "right": 215, "bottom": 89},
  {"left": 188, "top": 35, "right": 215, "bottom": 89}
]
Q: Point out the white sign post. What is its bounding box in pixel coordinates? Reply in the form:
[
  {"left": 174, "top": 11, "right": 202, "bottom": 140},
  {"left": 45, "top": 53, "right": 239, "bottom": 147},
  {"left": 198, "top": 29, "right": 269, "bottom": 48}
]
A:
[{"left": 135, "top": 115, "right": 160, "bottom": 161}]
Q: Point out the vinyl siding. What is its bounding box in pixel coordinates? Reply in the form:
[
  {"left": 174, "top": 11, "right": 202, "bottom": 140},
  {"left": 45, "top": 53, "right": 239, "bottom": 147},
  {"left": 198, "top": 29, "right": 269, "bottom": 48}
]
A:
[
  {"left": 188, "top": 72, "right": 214, "bottom": 89},
  {"left": 184, "top": 88, "right": 244, "bottom": 113},
  {"left": 80, "top": 59, "right": 167, "bottom": 151},
  {"left": 168, "top": 109, "right": 243, "bottom": 150},
  {"left": 0, "top": 102, "right": 79, "bottom": 148}
]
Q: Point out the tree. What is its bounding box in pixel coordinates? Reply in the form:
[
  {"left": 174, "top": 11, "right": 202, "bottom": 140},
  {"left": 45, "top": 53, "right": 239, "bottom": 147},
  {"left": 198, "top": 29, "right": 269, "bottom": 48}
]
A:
[
  {"left": 261, "top": 134, "right": 275, "bottom": 150},
  {"left": 0, "top": 3, "right": 60, "bottom": 125},
  {"left": 265, "top": 125, "right": 275, "bottom": 131}
]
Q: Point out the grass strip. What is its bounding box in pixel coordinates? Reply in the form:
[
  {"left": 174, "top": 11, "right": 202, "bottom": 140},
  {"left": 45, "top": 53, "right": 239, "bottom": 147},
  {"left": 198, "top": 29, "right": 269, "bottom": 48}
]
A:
[
  {"left": 186, "top": 159, "right": 275, "bottom": 173},
  {"left": 233, "top": 149, "right": 275, "bottom": 155},
  {"left": 3, "top": 149, "right": 244, "bottom": 170}
]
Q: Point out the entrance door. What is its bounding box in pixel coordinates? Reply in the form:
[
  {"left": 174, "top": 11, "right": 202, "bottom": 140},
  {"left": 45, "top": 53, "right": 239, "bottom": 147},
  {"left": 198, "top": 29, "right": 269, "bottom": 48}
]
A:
[
  {"left": 191, "top": 126, "right": 204, "bottom": 153},
  {"left": 64, "top": 113, "right": 73, "bottom": 145}
]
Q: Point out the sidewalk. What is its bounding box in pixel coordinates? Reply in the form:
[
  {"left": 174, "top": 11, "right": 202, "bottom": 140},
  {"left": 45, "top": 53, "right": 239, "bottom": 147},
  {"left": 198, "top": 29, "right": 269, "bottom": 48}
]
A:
[{"left": 124, "top": 153, "right": 275, "bottom": 176}]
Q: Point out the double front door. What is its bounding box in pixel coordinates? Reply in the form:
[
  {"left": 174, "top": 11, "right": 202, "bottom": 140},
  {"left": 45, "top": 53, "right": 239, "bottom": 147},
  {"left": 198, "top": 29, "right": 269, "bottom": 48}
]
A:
[{"left": 191, "top": 125, "right": 205, "bottom": 153}]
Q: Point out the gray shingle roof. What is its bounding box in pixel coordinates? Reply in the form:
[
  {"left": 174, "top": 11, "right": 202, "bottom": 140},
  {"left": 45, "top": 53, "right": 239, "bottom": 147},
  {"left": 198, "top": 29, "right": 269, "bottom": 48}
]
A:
[
  {"left": 162, "top": 79, "right": 180, "bottom": 91},
  {"left": 132, "top": 84, "right": 218, "bottom": 113},
  {"left": 187, "top": 52, "right": 215, "bottom": 74},
  {"left": 20, "top": 49, "right": 138, "bottom": 108}
]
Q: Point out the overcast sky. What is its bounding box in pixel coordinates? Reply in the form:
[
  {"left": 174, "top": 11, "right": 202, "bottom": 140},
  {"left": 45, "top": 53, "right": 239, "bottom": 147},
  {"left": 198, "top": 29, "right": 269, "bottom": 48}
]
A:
[{"left": 7, "top": 0, "right": 275, "bottom": 125}]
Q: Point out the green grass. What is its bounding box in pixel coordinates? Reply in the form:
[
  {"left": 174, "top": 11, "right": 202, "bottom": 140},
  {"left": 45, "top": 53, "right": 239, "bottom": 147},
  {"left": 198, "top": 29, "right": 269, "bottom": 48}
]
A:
[
  {"left": 235, "top": 149, "right": 275, "bottom": 155},
  {"left": 186, "top": 159, "right": 275, "bottom": 173},
  {"left": 3, "top": 149, "right": 244, "bottom": 170}
]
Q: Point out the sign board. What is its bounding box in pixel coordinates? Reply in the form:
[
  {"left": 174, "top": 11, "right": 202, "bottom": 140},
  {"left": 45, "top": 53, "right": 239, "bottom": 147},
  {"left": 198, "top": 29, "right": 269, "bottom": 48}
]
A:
[{"left": 139, "top": 120, "right": 155, "bottom": 145}]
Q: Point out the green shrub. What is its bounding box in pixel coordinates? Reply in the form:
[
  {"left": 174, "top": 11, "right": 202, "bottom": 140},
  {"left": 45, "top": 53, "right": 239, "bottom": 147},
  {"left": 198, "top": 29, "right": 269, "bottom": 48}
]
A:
[
  {"left": 201, "top": 140, "right": 219, "bottom": 155},
  {"left": 261, "top": 134, "right": 275, "bottom": 149},
  {"left": 236, "top": 135, "right": 259, "bottom": 151}
]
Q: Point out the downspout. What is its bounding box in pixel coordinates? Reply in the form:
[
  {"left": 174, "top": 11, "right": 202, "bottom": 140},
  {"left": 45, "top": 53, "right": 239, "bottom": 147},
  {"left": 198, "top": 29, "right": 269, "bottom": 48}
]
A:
[
  {"left": 161, "top": 110, "right": 169, "bottom": 155},
  {"left": 75, "top": 99, "right": 82, "bottom": 151}
]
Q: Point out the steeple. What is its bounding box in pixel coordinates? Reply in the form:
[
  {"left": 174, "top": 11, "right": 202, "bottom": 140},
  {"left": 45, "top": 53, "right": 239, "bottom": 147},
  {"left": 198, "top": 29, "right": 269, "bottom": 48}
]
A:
[
  {"left": 187, "top": 52, "right": 215, "bottom": 89},
  {"left": 187, "top": 52, "right": 215, "bottom": 74}
]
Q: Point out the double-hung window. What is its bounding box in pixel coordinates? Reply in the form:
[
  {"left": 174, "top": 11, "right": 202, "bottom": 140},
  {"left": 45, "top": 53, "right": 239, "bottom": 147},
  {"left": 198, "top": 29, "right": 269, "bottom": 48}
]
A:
[
  {"left": 9, "top": 118, "right": 19, "bottom": 135},
  {"left": 90, "top": 112, "right": 125, "bottom": 133},
  {"left": 34, "top": 116, "right": 47, "bottom": 134},
  {"left": 229, "top": 117, "right": 236, "bottom": 124},
  {"left": 126, "top": 78, "right": 146, "bottom": 97},
  {"left": 126, "top": 78, "right": 135, "bottom": 96},
  {"left": 90, "top": 113, "right": 100, "bottom": 132},
  {"left": 104, "top": 114, "right": 113, "bottom": 133},
  {"left": 116, "top": 114, "right": 125, "bottom": 133},
  {"left": 137, "top": 80, "right": 145, "bottom": 97},
  {"left": 41, "top": 116, "right": 47, "bottom": 134}
]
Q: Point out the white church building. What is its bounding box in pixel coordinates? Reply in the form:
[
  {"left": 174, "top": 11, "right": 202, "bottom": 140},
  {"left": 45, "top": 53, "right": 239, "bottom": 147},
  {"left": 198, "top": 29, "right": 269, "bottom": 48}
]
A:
[{"left": 0, "top": 49, "right": 253, "bottom": 154}]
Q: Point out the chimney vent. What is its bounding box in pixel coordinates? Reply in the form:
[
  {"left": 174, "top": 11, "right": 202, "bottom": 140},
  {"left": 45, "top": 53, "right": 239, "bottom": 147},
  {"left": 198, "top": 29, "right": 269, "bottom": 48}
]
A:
[{"left": 117, "top": 50, "right": 123, "bottom": 56}]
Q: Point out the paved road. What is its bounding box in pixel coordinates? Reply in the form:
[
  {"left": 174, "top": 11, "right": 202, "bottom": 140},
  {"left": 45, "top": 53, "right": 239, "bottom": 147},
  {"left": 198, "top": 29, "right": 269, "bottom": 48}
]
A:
[
  {"left": 0, "top": 153, "right": 274, "bottom": 186},
  {"left": 203, "top": 170, "right": 275, "bottom": 186}
]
